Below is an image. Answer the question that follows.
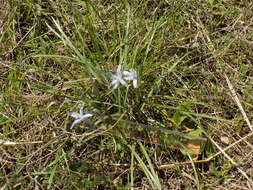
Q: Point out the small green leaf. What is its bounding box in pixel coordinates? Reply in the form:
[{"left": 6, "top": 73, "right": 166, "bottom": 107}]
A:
[
  {"left": 172, "top": 112, "right": 187, "bottom": 129},
  {"left": 188, "top": 129, "right": 204, "bottom": 137}
]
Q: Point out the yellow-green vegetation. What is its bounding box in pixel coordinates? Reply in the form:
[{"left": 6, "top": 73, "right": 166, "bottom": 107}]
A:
[{"left": 1, "top": 0, "right": 253, "bottom": 189}]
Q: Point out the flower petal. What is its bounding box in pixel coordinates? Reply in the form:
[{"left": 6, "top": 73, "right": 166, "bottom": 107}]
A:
[
  {"left": 70, "top": 118, "right": 83, "bottom": 129},
  {"left": 81, "top": 113, "right": 93, "bottom": 119},
  {"left": 119, "top": 78, "right": 128, "bottom": 87},
  {"left": 133, "top": 79, "right": 138, "bottom": 88},
  {"left": 124, "top": 75, "right": 134, "bottom": 81},
  {"left": 122, "top": 71, "right": 131, "bottom": 75}
]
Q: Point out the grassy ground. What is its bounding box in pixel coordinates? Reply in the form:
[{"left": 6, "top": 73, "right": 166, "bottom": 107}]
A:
[{"left": 1, "top": 0, "right": 253, "bottom": 189}]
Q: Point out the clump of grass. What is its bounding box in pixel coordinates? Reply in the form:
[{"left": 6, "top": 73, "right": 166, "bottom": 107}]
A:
[{"left": 1, "top": 0, "right": 253, "bottom": 189}]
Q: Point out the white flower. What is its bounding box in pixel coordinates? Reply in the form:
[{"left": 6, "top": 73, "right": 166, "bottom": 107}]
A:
[
  {"left": 123, "top": 68, "right": 138, "bottom": 88},
  {"left": 68, "top": 106, "right": 93, "bottom": 129},
  {"left": 108, "top": 65, "right": 138, "bottom": 89},
  {"left": 108, "top": 65, "right": 128, "bottom": 89}
]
